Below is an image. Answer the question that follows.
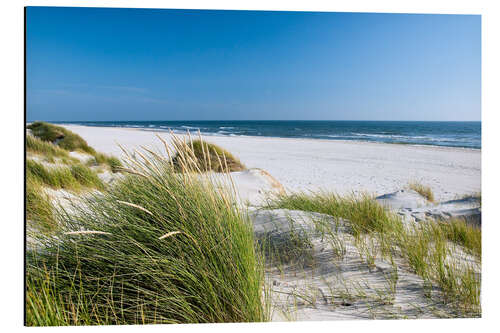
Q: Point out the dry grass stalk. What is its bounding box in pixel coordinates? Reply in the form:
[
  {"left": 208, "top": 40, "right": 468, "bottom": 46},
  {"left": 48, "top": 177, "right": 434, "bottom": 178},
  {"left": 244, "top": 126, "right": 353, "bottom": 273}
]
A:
[
  {"left": 116, "top": 200, "right": 155, "bottom": 216},
  {"left": 64, "top": 231, "right": 112, "bottom": 236}
]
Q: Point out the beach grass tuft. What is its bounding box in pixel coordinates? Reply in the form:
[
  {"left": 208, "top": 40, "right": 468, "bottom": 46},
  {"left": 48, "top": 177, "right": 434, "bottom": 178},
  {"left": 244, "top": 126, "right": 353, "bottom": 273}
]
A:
[
  {"left": 28, "top": 122, "right": 97, "bottom": 154},
  {"left": 26, "top": 138, "right": 267, "bottom": 325},
  {"left": 257, "top": 222, "right": 314, "bottom": 268},
  {"left": 92, "top": 152, "right": 122, "bottom": 172},
  {"left": 26, "top": 134, "right": 73, "bottom": 160},
  {"left": 267, "top": 191, "right": 480, "bottom": 316},
  {"left": 26, "top": 176, "right": 55, "bottom": 232},
  {"left": 438, "top": 218, "right": 481, "bottom": 257},
  {"left": 171, "top": 136, "right": 246, "bottom": 173},
  {"left": 265, "top": 192, "right": 403, "bottom": 237},
  {"left": 27, "top": 122, "right": 123, "bottom": 171},
  {"left": 69, "top": 164, "right": 105, "bottom": 190},
  {"left": 27, "top": 159, "right": 81, "bottom": 190},
  {"left": 27, "top": 159, "right": 104, "bottom": 192},
  {"left": 409, "top": 182, "right": 435, "bottom": 202},
  {"left": 398, "top": 221, "right": 481, "bottom": 315}
]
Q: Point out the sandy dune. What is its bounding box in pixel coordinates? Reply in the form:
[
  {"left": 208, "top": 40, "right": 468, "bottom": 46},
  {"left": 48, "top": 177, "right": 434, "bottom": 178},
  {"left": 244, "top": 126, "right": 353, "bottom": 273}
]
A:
[
  {"left": 28, "top": 124, "right": 481, "bottom": 320},
  {"left": 251, "top": 208, "right": 475, "bottom": 320}
]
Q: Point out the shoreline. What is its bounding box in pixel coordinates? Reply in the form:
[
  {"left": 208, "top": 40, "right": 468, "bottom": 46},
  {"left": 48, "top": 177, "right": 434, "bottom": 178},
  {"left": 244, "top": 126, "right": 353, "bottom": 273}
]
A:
[
  {"left": 58, "top": 124, "right": 481, "bottom": 202},
  {"left": 56, "top": 123, "right": 481, "bottom": 152}
]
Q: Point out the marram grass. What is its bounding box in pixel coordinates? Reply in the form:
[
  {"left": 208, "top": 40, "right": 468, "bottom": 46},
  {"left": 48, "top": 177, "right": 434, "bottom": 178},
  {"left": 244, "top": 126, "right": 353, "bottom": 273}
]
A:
[
  {"left": 170, "top": 132, "right": 246, "bottom": 173},
  {"left": 438, "top": 218, "right": 481, "bottom": 258},
  {"left": 92, "top": 152, "right": 122, "bottom": 173},
  {"left": 28, "top": 122, "right": 96, "bottom": 154},
  {"left": 265, "top": 191, "right": 404, "bottom": 237},
  {"left": 69, "top": 164, "right": 105, "bottom": 190},
  {"left": 26, "top": 159, "right": 104, "bottom": 192},
  {"left": 409, "top": 182, "right": 435, "bottom": 202},
  {"left": 26, "top": 138, "right": 267, "bottom": 326},
  {"left": 27, "top": 122, "right": 122, "bottom": 171},
  {"left": 267, "top": 192, "right": 481, "bottom": 316},
  {"left": 26, "top": 134, "right": 75, "bottom": 162},
  {"left": 26, "top": 175, "right": 55, "bottom": 233},
  {"left": 27, "top": 159, "right": 80, "bottom": 190}
]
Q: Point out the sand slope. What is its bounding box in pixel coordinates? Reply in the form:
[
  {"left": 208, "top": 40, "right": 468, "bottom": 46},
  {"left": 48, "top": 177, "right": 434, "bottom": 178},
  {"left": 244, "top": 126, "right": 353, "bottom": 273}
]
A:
[{"left": 250, "top": 209, "right": 473, "bottom": 320}]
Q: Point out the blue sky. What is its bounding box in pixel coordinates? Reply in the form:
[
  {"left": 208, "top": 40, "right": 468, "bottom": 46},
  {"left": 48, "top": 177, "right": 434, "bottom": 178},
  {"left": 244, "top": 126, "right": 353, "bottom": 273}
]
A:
[{"left": 26, "top": 7, "right": 481, "bottom": 121}]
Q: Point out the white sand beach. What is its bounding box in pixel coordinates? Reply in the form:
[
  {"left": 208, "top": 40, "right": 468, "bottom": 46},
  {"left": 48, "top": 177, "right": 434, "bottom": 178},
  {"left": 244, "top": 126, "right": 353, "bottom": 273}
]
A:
[
  {"left": 26, "top": 123, "right": 482, "bottom": 321},
  {"left": 61, "top": 124, "right": 481, "bottom": 202}
]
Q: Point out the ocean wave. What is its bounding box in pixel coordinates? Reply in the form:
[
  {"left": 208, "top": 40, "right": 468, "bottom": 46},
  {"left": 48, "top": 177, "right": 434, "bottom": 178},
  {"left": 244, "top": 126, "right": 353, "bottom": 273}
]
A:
[
  {"left": 327, "top": 135, "right": 352, "bottom": 139},
  {"left": 351, "top": 132, "right": 417, "bottom": 139}
]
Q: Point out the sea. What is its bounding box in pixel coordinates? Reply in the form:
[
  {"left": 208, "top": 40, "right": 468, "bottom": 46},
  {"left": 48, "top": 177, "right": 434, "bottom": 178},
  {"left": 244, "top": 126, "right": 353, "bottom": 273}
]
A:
[{"left": 56, "top": 121, "right": 481, "bottom": 149}]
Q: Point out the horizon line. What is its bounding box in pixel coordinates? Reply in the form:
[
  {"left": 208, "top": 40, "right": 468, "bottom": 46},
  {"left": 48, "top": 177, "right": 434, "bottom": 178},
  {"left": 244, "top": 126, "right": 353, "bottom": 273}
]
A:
[{"left": 28, "top": 119, "right": 482, "bottom": 123}]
